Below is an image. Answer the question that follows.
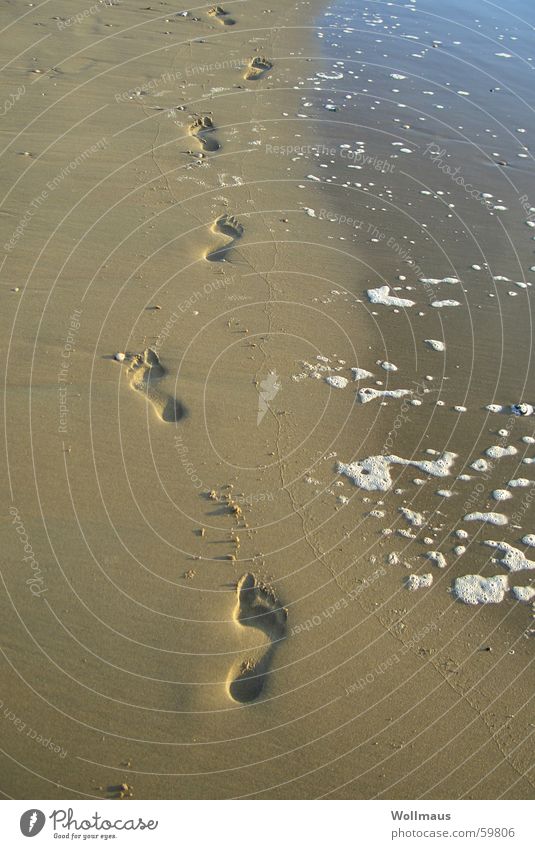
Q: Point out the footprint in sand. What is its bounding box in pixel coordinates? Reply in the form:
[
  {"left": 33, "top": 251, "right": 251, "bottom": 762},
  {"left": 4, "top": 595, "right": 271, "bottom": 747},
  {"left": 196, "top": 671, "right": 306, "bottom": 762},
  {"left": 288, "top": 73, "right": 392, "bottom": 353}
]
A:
[
  {"left": 227, "top": 573, "right": 287, "bottom": 703},
  {"left": 127, "top": 348, "right": 184, "bottom": 423},
  {"left": 205, "top": 214, "right": 243, "bottom": 262},
  {"left": 208, "top": 5, "right": 235, "bottom": 25},
  {"left": 244, "top": 57, "right": 273, "bottom": 81},
  {"left": 189, "top": 116, "right": 220, "bottom": 152}
]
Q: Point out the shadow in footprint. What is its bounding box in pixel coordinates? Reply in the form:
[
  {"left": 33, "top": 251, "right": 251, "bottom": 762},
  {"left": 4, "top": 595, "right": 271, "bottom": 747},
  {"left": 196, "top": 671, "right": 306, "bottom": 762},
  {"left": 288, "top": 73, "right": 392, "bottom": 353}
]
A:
[
  {"left": 227, "top": 573, "right": 287, "bottom": 703},
  {"left": 208, "top": 5, "right": 235, "bottom": 25},
  {"left": 127, "top": 348, "right": 185, "bottom": 423},
  {"left": 205, "top": 214, "right": 243, "bottom": 262},
  {"left": 189, "top": 116, "right": 220, "bottom": 152},
  {"left": 244, "top": 57, "right": 273, "bottom": 80}
]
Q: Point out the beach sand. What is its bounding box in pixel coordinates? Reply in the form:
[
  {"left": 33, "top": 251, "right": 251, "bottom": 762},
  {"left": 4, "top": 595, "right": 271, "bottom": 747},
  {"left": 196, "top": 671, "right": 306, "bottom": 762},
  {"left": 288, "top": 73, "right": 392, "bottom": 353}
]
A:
[{"left": 1, "top": 0, "right": 534, "bottom": 799}]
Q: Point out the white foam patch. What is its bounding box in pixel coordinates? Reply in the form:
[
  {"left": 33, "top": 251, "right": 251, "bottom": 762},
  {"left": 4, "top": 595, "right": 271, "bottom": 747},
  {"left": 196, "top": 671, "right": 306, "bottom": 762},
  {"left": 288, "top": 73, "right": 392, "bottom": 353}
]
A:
[
  {"left": 400, "top": 507, "right": 425, "bottom": 527},
  {"left": 380, "top": 361, "right": 398, "bottom": 372},
  {"left": 337, "top": 451, "right": 457, "bottom": 492},
  {"left": 492, "top": 489, "right": 512, "bottom": 501},
  {"left": 512, "top": 586, "right": 535, "bottom": 602},
  {"left": 326, "top": 375, "right": 348, "bottom": 389},
  {"left": 470, "top": 458, "right": 489, "bottom": 472},
  {"left": 419, "top": 277, "right": 460, "bottom": 285},
  {"left": 483, "top": 540, "right": 535, "bottom": 572},
  {"left": 407, "top": 573, "right": 433, "bottom": 590},
  {"left": 358, "top": 387, "right": 412, "bottom": 404},
  {"left": 522, "top": 534, "right": 535, "bottom": 546},
  {"left": 453, "top": 574, "right": 508, "bottom": 605},
  {"left": 464, "top": 512, "right": 508, "bottom": 525},
  {"left": 508, "top": 478, "right": 533, "bottom": 487},
  {"left": 522, "top": 436, "right": 535, "bottom": 444},
  {"left": 485, "top": 445, "right": 517, "bottom": 459},
  {"left": 431, "top": 300, "right": 461, "bottom": 308},
  {"left": 351, "top": 367, "right": 374, "bottom": 380},
  {"left": 425, "top": 339, "right": 445, "bottom": 352},
  {"left": 426, "top": 551, "right": 446, "bottom": 568},
  {"left": 367, "top": 285, "right": 415, "bottom": 307}
]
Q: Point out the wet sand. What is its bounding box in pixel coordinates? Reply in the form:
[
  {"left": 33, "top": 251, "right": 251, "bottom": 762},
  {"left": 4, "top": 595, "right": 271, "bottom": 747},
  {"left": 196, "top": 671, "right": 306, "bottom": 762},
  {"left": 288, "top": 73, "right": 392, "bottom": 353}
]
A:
[{"left": 1, "top": 0, "right": 534, "bottom": 799}]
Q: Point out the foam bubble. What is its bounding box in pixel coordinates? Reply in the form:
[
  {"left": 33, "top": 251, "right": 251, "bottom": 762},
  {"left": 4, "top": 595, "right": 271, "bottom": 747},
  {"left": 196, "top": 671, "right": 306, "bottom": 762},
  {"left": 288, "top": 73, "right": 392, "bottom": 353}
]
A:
[
  {"left": 464, "top": 512, "right": 508, "bottom": 525},
  {"left": 485, "top": 445, "right": 517, "bottom": 459},
  {"left": 426, "top": 551, "right": 446, "bottom": 568},
  {"left": 453, "top": 574, "right": 508, "bottom": 605},
  {"left": 400, "top": 507, "right": 425, "bottom": 527},
  {"left": 522, "top": 534, "right": 535, "bottom": 547},
  {"left": 512, "top": 586, "right": 535, "bottom": 602},
  {"left": 419, "top": 277, "right": 460, "bottom": 285},
  {"left": 367, "top": 285, "right": 415, "bottom": 307},
  {"left": 358, "top": 387, "right": 412, "bottom": 404},
  {"left": 337, "top": 450, "right": 457, "bottom": 492},
  {"left": 351, "top": 367, "right": 374, "bottom": 380},
  {"left": 431, "top": 300, "right": 461, "bottom": 308},
  {"left": 407, "top": 573, "right": 433, "bottom": 590},
  {"left": 483, "top": 541, "right": 535, "bottom": 571},
  {"left": 425, "top": 339, "right": 445, "bottom": 352},
  {"left": 326, "top": 375, "right": 348, "bottom": 389},
  {"left": 492, "top": 490, "right": 512, "bottom": 501}
]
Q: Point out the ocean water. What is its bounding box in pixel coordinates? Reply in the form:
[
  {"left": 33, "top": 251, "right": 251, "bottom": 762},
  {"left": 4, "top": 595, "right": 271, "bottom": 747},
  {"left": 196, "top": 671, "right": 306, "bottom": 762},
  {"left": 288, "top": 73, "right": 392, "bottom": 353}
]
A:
[{"left": 281, "top": 0, "right": 535, "bottom": 624}]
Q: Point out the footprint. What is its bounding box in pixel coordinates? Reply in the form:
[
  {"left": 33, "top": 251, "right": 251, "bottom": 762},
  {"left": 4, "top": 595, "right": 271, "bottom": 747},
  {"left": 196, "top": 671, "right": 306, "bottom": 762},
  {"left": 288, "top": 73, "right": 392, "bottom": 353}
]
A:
[
  {"left": 227, "top": 573, "right": 287, "bottom": 703},
  {"left": 208, "top": 5, "right": 235, "bottom": 25},
  {"left": 189, "top": 115, "right": 220, "bottom": 152},
  {"left": 244, "top": 56, "right": 273, "bottom": 81},
  {"left": 205, "top": 214, "right": 243, "bottom": 262},
  {"left": 127, "top": 348, "right": 184, "bottom": 423}
]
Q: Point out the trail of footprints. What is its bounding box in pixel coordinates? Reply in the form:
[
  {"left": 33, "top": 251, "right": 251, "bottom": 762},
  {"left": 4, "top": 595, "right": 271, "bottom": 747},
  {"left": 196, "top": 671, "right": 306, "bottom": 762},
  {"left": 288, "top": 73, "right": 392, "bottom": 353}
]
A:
[{"left": 114, "top": 35, "right": 280, "bottom": 700}]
